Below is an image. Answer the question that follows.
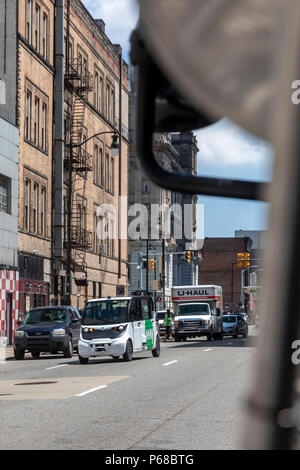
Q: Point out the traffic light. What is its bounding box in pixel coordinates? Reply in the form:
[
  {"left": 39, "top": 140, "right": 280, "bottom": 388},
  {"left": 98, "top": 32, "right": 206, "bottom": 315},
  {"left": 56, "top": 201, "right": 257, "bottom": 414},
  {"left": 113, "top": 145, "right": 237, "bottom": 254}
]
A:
[
  {"left": 244, "top": 252, "right": 251, "bottom": 268},
  {"left": 185, "top": 250, "right": 191, "bottom": 263},
  {"left": 149, "top": 258, "right": 155, "bottom": 271},
  {"left": 237, "top": 252, "right": 244, "bottom": 268},
  {"left": 236, "top": 252, "right": 251, "bottom": 268}
]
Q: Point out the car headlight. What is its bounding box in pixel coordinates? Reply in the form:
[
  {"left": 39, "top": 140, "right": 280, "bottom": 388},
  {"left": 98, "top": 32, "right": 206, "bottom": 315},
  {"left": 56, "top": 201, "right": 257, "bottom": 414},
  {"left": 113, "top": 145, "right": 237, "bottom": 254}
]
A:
[
  {"left": 204, "top": 320, "right": 211, "bottom": 326},
  {"left": 15, "top": 330, "right": 25, "bottom": 337},
  {"left": 52, "top": 328, "right": 66, "bottom": 335},
  {"left": 83, "top": 327, "right": 94, "bottom": 334}
]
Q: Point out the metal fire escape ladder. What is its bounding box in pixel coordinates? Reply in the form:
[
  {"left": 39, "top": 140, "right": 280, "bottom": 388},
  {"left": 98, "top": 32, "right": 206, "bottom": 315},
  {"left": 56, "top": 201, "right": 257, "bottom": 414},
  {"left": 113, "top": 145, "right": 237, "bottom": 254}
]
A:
[{"left": 64, "top": 8, "right": 93, "bottom": 280}]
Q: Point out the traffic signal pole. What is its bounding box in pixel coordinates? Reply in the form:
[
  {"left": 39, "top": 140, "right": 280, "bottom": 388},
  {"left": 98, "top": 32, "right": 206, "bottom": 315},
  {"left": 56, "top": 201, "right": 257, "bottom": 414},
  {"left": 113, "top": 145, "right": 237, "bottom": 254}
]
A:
[{"left": 146, "top": 238, "right": 149, "bottom": 292}]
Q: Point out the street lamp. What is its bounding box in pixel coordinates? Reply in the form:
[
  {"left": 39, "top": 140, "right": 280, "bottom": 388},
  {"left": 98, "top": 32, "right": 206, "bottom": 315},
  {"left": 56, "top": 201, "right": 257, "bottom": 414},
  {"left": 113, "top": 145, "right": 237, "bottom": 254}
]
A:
[
  {"left": 66, "top": 131, "right": 119, "bottom": 154},
  {"left": 64, "top": 130, "right": 120, "bottom": 305}
]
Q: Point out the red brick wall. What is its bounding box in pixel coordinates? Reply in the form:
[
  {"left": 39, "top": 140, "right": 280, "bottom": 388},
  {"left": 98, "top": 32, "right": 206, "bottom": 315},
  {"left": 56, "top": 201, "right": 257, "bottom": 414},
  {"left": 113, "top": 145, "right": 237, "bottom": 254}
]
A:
[{"left": 198, "top": 238, "right": 252, "bottom": 312}]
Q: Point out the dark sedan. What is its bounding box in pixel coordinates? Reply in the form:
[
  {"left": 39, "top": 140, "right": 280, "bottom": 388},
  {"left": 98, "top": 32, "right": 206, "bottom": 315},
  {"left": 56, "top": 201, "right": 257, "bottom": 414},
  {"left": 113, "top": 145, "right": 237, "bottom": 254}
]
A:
[{"left": 13, "top": 306, "right": 81, "bottom": 360}]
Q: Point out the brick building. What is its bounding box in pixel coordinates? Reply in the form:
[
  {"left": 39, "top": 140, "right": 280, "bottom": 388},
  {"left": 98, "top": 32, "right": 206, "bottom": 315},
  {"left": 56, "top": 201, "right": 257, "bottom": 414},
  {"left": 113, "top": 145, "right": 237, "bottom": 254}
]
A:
[
  {"left": 16, "top": 0, "right": 129, "bottom": 315},
  {"left": 198, "top": 237, "right": 252, "bottom": 312},
  {"left": 17, "top": 0, "right": 55, "bottom": 316}
]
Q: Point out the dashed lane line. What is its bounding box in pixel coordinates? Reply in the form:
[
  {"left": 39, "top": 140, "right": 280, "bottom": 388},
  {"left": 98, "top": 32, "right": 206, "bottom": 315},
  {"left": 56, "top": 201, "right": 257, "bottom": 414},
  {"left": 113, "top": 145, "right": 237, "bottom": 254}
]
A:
[
  {"left": 46, "top": 364, "right": 69, "bottom": 370},
  {"left": 162, "top": 360, "right": 178, "bottom": 366},
  {"left": 74, "top": 384, "right": 108, "bottom": 397}
]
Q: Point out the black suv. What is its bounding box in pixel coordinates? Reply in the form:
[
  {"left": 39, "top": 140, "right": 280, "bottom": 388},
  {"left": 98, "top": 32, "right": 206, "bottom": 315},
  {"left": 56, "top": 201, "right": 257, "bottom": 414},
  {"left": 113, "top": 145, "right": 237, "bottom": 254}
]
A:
[{"left": 14, "top": 306, "right": 81, "bottom": 360}]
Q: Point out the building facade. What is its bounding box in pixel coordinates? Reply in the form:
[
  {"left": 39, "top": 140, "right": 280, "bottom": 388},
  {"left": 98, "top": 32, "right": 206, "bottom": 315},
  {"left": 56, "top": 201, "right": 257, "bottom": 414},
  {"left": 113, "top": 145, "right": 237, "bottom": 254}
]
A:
[
  {"left": 0, "top": 0, "right": 19, "bottom": 344},
  {"left": 16, "top": 0, "right": 129, "bottom": 316},
  {"left": 128, "top": 129, "right": 199, "bottom": 309},
  {"left": 17, "top": 0, "right": 55, "bottom": 317},
  {"left": 62, "top": 0, "right": 129, "bottom": 307},
  {"left": 198, "top": 237, "right": 252, "bottom": 313}
]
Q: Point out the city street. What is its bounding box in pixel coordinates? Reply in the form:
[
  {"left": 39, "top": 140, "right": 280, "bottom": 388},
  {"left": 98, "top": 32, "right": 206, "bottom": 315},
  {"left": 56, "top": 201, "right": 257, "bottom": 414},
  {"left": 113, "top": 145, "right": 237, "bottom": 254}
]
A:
[{"left": 0, "top": 329, "right": 257, "bottom": 450}]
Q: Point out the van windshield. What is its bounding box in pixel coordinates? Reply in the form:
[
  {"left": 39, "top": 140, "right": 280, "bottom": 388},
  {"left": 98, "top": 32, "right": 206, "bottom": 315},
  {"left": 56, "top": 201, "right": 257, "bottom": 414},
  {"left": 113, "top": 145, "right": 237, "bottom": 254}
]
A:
[
  {"left": 82, "top": 300, "right": 129, "bottom": 325},
  {"left": 176, "top": 304, "right": 210, "bottom": 316}
]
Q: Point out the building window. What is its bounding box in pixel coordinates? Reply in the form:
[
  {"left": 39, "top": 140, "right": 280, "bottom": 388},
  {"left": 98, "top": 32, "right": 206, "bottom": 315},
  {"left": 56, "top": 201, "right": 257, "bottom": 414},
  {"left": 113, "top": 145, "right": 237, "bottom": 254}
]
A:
[
  {"left": 93, "top": 281, "right": 97, "bottom": 299},
  {"left": 0, "top": 175, "right": 11, "bottom": 214},
  {"left": 110, "top": 157, "right": 114, "bottom": 194},
  {"left": 40, "top": 186, "right": 46, "bottom": 236},
  {"left": 94, "top": 145, "right": 99, "bottom": 184},
  {"left": 41, "top": 102, "right": 47, "bottom": 150},
  {"left": 99, "top": 76, "right": 104, "bottom": 114},
  {"left": 25, "top": 90, "right": 32, "bottom": 141},
  {"left": 24, "top": 178, "right": 31, "bottom": 230},
  {"left": 110, "top": 89, "right": 115, "bottom": 125},
  {"left": 94, "top": 70, "right": 99, "bottom": 109},
  {"left": 35, "top": 4, "right": 40, "bottom": 52},
  {"left": 105, "top": 153, "right": 109, "bottom": 192},
  {"left": 34, "top": 97, "right": 40, "bottom": 146},
  {"left": 42, "top": 13, "right": 48, "bottom": 59},
  {"left": 33, "top": 182, "right": 39, "bottom": 234},
  {"left": 143, "top": 182, "right": 150, "bottom": 193},
  {"left": 106, "top": 84, "right": 110, "bottom": 121},
  {"left": 26, "top": 0, "right": 32, "bottom": 43}
]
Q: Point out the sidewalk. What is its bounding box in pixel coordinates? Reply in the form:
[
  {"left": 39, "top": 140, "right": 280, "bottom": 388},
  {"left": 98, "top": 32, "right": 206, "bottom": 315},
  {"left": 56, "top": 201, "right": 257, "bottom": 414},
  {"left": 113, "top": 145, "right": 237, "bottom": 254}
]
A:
[{"left": 0, "top": 345, "right": 14, "bottom": 361}]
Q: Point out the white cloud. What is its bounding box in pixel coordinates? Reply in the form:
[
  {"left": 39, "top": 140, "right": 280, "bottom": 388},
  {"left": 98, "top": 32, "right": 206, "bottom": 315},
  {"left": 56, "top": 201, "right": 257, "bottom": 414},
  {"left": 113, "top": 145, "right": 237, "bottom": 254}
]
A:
[
  {"left": 195, "top": 118, "right": 273, "bottom": 168},
  {"left": 82, "top": 0, "right": 139, "bottom": 59}
]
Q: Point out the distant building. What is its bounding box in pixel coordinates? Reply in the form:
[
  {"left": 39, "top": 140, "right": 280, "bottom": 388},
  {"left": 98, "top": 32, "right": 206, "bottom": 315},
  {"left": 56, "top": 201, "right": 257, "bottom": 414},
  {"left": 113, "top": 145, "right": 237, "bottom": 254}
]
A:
[
  {"left": 128, "top": 127, "right": 199, "bottom": 309},
  {"left": 198, "top": 237, "right": 252, "bottom": 312},
  {"left": 235, "top": 230, "right": 267, "bottom": 250}
]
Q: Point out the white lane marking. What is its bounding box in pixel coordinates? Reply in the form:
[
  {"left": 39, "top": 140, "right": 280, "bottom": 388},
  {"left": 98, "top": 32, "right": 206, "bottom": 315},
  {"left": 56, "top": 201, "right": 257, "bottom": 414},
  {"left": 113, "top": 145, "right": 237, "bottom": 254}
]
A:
[
  {"left": 75, "top": 384, "right": 108, "bottom": 397},
  {"left": 46, "top": 364, "right": 68, "bottom": 370},
  {"left": 162, "top": 360, "right": 178, "bottom": 366},
  {"left": 203, "top": 348, "right": 212, "bottom": 352}
]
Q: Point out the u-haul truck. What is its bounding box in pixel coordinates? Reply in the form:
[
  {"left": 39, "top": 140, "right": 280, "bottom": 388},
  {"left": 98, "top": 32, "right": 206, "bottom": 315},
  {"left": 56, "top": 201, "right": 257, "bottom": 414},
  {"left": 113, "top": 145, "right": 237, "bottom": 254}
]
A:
[{"left": 171, "top": 285, "right": 223, "bottom": 341}]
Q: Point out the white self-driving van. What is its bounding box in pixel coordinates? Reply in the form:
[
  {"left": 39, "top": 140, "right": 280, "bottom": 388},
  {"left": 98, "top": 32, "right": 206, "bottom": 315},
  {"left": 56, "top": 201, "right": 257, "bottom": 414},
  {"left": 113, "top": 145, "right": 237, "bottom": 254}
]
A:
[{"left": 78, "top": 292, "right": 160, "bottom": 363}]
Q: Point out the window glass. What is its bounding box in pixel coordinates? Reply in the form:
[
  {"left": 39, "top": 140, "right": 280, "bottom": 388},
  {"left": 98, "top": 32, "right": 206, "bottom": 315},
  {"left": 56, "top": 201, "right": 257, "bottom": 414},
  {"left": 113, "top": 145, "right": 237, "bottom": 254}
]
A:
[
  {"left": 129, "top": 298, "right": 142, "bottom": 322},
  {"left": 140, "top": 298, "right": 151, "bottom": 320}
]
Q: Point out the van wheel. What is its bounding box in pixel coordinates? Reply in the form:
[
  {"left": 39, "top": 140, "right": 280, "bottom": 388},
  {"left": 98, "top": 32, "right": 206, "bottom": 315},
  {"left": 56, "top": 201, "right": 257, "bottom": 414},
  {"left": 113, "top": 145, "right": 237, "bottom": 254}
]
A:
[
  {"left": 14, "top": 346, "right": 25, "bottom": 360},
  {"left": 152, "top": 335, "right": 160, "bottom": 357},
  {"left": 78, "top": 354, "right": 89, "bottom": 364},
  {"left": 123, "top": 340, "right": 133, "bottom": 361},
  {"left": 63, "top": 337, "right": 73, "bottom": 358},
  {"left": 31, "top": 351, "right": 40, "bottom": 359},
  {"left": 207, "top": 330, "right": 213, "bottom": 341}
]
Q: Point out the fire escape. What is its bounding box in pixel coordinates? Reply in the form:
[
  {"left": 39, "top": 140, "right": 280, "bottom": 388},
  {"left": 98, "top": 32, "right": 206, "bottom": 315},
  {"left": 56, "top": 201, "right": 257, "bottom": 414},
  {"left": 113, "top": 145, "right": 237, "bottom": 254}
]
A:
[{"left": 64, "top": 23, "right": 93, "bottom": 281}]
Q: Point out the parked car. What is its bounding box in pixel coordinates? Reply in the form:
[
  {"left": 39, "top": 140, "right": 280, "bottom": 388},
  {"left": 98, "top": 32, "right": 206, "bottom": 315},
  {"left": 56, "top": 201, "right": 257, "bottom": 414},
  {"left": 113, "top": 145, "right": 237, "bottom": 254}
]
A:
[
  {"left": 236, "top": 312, "right": 249, "bottom": 323},
  {"left": 13, "top": 306, "right": 81, "bottom": 360},
  {"left": 222, "top": 314, "right": 248, "bottom": 338},
  {"left": 156, "top": 310, "right": 174, "bottom": 336}
]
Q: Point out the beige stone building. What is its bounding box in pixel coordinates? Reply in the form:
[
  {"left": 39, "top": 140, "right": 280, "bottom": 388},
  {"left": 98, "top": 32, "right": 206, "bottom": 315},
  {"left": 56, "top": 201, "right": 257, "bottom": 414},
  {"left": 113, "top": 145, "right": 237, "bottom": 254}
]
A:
[
  {"left": 18, "top": 0, "right": 55, "bottom": 315},
  {"left": 17, "top": 0, "right": 129, "bottom": 315}
]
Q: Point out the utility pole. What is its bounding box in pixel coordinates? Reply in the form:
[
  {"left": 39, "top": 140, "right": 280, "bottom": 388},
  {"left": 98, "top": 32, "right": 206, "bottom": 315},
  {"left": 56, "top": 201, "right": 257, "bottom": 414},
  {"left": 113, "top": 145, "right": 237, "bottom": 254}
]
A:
[
  {"left": 66, "top": 136, "right": 73, "bottom": 305},
  {"left": 146, "top": 238, "right": 149, "bottom": 291},
  {"left": 162, "top": 238, "right": 165, "bottom": 309}
]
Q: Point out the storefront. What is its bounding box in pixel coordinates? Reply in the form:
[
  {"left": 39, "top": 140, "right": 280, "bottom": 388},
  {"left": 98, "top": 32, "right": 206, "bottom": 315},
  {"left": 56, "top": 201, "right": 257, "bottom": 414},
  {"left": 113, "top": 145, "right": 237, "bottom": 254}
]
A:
[
  {"left": 19, "top": 279, "right": 50, "bottom": 321},
  {"left": 0, "top": 268, "right": 19, "bottom": 345}
]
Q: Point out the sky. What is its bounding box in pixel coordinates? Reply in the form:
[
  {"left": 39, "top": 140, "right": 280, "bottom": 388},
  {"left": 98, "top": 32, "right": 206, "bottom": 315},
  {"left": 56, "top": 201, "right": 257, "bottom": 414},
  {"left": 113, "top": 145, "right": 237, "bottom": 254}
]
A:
[{"left": 83, "top": 0, "right": 272, "bottom": 238}]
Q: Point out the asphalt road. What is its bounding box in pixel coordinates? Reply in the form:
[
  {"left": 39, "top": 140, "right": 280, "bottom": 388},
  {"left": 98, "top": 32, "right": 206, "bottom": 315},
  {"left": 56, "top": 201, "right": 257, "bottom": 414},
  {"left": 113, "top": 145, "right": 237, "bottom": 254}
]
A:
[{"left": 0, "top": 331, "right": 257, "bottom": 450}]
